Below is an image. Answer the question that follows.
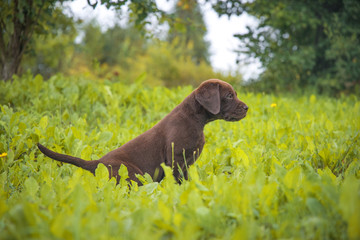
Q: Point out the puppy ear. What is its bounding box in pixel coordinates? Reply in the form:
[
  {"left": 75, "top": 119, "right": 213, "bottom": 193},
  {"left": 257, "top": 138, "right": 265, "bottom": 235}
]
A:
[{"left": 195, "top": 83, "right": 220, "bottom": 114}]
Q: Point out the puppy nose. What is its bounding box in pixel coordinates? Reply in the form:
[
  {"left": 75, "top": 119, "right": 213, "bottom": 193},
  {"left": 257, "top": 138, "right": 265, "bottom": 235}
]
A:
[{"left": 243, "top": 105, "right": 248, "bottom": 111}]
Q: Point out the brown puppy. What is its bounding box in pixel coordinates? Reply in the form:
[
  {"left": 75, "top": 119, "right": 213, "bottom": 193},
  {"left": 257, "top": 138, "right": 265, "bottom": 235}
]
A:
[{"left": 37, "top": 79, "right": 248, "bottom": 184}]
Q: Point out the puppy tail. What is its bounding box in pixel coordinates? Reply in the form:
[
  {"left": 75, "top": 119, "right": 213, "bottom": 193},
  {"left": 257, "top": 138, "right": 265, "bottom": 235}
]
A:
[{"left": 37, "top": 143, "right": 99, "bottom": 174}]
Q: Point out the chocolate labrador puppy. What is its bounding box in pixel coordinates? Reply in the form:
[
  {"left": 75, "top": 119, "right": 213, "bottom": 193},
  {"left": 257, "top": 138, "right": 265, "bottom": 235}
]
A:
[{"left": 37, "top": 79, "right": 248, "bottom": 184}]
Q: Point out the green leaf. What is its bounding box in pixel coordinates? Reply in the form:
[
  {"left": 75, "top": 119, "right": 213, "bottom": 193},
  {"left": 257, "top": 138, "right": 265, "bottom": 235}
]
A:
[
  {"left": 33, "top": 74, "right": 43, "bottom": 94},
  {"left": 196, "top": 206, "right": 210, "bottom": 216},
  {"left": 18, "top": 122, "right": 27, "bottom": 134},
  {"left": 24, "top": 177, "right": 39, "bottom": 198},
  {"left": 235, "top": 149, "right": 249, "bottom": 167},
  {"left": 95, "top": 163, "right": 109, "bottom": 188},
  {"left": 118, "top": 164, "right": 129, "bottom": 186},
  {"left": 306, "top": 136, "right": 315, "bottom": 152},
  {"left": 81, "top": 145, "right": 93, "bottom": 160},
  {"left": 95, "top": 163, "right": 109, "bottom": 181},
  {"left": 99, "top": 131, "right": 113, "bottom": 143},
  {"left": 161, "top": 163, "right": 176, "bottom": 186},
  {"left": 6, "top": 149, "right": 14, "bottom": 163},
  {"left": 284, "top": 166, "right": 302, "bottom": 190},
  {"left": 325, "top": 120, "right": 334, "bottom": 132},
  {"left": 306, "top": 197, "right": 325, "bottom": 216},
  {"left": 39, "top": 116, "right": 48, "bottom": 130}
]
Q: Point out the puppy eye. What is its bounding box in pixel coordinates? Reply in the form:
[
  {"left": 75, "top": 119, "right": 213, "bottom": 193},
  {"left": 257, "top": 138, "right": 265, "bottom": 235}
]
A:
[{"left": 226, "top": 93, "right": 233, "bottom": 99}]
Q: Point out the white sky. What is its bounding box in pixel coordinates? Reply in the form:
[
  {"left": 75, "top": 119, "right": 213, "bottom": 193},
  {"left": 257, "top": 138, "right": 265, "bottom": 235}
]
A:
[{"left": 66, "top": 0, "right": 262, "bottom": 80}]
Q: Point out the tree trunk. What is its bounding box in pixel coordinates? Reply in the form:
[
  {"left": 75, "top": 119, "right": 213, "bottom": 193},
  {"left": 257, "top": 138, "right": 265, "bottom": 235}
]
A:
[
  {"left": 0, "top": 0, "right": 44, "bottom": 81},
  {"left": 1, "top": 52, "right": 22, "bottom": 81}
]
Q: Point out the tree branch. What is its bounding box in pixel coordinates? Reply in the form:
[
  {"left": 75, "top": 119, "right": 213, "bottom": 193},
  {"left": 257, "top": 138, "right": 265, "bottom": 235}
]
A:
[{"left": 87, "top": 0, "right": 98, "bottom": 9}]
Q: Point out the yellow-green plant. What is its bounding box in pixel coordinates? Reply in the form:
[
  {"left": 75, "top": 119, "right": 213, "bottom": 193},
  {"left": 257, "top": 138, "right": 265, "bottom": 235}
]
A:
[{"left": 0, "top": 75, "right": 359, "bottom": 239}]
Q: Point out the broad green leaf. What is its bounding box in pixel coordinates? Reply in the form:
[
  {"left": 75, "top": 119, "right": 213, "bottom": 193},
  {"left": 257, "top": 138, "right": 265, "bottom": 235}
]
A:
[
  {"left": 306, "top": 197, "right": 326, "bottom": 216},
  {"left": 196, "top": 206, "right": 210, "bottom": 216},
  {"left": 46, "top": 126, "right": 55, "bottom": 138},
  {"left": 62, "top": 110, "right": 69, "bottom": 121},
  {"left": 284, "top": 166, "right": 302, "bottom": 190},
  {"left": 81, "top": 145, "right": 93, "bottom": 159},
  {"left": 95, "top": 163, "right": 109, "bottom": 188},
  {"left": 318, "top": 148, "right": 330, "bottom": 163},
  {"left": 18, "top": 122, "right": 27, "bottom": 134},
  {"left": 99, "top": 131, "right": 113, "bottom": 143},
  {"left": 95, "top": 163, "right": 108, "bottom": 179},
  {"left": 40, "top": 184, "right": 56, "bottom": 205},
  {"left": 236, "top": 149, "right": 249, "bottom": 167},
  {"left": 39, "top": 116, "right": 48, "bottom": 130},
  {"left": 6, "top": 149, "right": 14, "bottom": 163},
  {"left": 68, "top": 168, "right": 84, "bottom": 189},
  {"left": 317, "top": 167, "right": 336, "bottom": 183},
  {"left": 33, "top": 74, "right": 43, "bottom": 94},
  {"left": 161, "top": 163, "right": 176, "bottom": 186},
  {"left": 188, "top": 165, "right": 200, "bottom": 182},
  {"left": 104, "top": 86, "right": 113, "bottom": 98},
  {"left": 306, "top": 136, "right": 315, "bottom": 152},
  {"left": 24, "top": 177, "right": 39, "bottom": 198},
  {"left": 118, "top": 164, "right": 129, "bottom": 186}
]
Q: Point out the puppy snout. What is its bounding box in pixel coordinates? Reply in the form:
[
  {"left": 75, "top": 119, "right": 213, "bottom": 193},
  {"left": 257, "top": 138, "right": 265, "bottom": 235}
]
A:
[{"left": 243, "top": 104, "right": 248, "bottom": 111}]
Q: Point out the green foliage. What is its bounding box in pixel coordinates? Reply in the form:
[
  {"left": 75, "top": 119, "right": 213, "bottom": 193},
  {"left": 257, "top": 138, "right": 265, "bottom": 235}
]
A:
[
  {"left": 167, "top": 0, "right": 211, "bottom": 64},
  {"left": 0, "top": 0, "right": 61, "bottom": 80},
  {"left": 88, "top": 0, "right": 163, "bottom": 27},
  {"left": 20, "top": 7, "right": 78, "bottom": 79},
  {"left": 0, "top": 75, "right": 359, "bottom": 239},
  {"left": 69, "top": 21, "right": 241, "bottom": 87},
  {"left": 16, "top": 4, "right": 229, "bottom": 87},
  {"left": 78, "top": 20, "right": 147, "bottom": 68},
  {"left": 0, "top": 0, "right": 163, "bottom": 81},
  {"left": 119, "top": 40, "right": 238, "bottom": 87},
  {"left": 213, "top": 0, "right": 360, "bottom": 95}
]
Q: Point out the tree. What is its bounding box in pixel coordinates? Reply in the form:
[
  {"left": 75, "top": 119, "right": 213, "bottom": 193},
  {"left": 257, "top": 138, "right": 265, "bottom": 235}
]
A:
[
  {"left": 20, "top": 7, "right": 77, "bottom": 78},
  {"left": 212, "top": 0, "right": 360, "bottom": 94},
  {"left": 0, "top": 0, "right": 61, "bottom": 80},
  {"left": 167, "top": 0, "right": 210, "bottom": 65},
  {"left": 0, "top": 0, "right": 162, "bottom": 81},
  {"left": 79, "top": 21, "right": 146, "bottom": 67}
]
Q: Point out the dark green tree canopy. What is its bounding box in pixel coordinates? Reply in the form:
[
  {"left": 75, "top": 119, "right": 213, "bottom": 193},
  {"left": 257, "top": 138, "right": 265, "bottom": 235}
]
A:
[
  {"left": 1, "top": 0, "right": 61, "bottom": 80},
  {"left": 213, "top": 0, "right": 360, "bottom": 94}
]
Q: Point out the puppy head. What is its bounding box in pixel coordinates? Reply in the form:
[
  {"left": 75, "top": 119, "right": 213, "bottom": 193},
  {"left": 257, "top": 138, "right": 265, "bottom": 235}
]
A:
[{"left": 195, "top": 79, "right": 248, "bottom": 121}]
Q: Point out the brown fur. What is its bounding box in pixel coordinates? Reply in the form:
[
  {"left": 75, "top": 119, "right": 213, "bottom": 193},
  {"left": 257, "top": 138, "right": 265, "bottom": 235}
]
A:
[{"left": 37, "top": 79, "right": 248, "bottom": 184}]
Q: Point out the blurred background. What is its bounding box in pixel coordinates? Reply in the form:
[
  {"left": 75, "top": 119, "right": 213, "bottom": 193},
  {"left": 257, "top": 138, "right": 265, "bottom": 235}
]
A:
[{"left": 1, "top": 0, "right": 359, "bottom": 95}]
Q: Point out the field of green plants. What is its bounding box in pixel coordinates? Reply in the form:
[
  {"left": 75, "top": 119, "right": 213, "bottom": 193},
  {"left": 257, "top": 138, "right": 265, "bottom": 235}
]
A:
[{"left": 0, "top": 74, "right": 359, "bottom": 239}]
